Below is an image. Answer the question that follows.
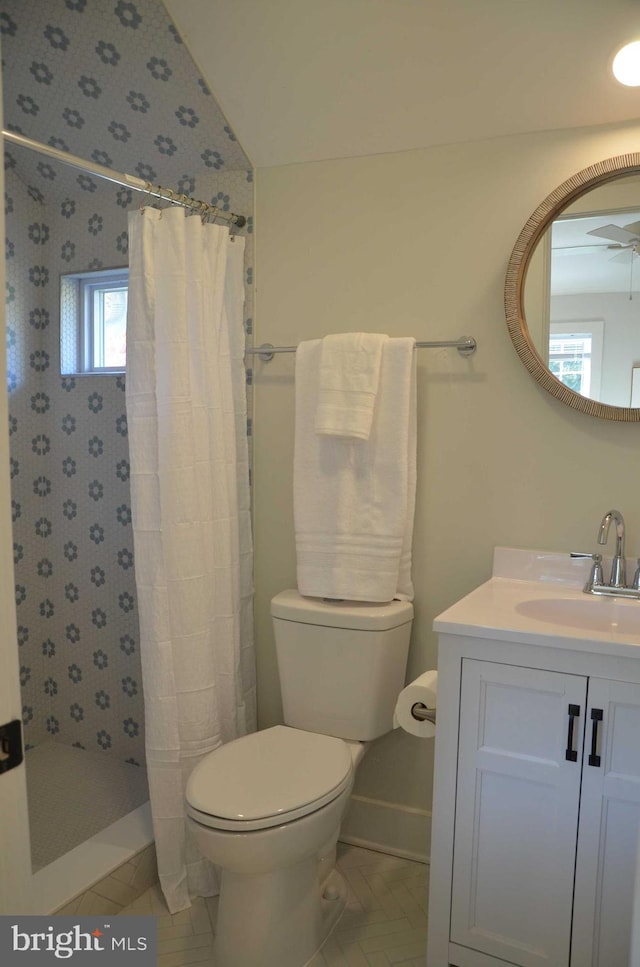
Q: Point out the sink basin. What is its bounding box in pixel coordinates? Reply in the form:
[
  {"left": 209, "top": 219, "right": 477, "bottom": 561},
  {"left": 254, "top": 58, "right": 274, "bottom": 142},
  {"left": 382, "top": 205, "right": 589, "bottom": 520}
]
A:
[
  {"left": 516, "top": 596, "right": 640, "bottom": 636},
  {"left": 434, "top": 550, "right": 640, "bottom": 650}
]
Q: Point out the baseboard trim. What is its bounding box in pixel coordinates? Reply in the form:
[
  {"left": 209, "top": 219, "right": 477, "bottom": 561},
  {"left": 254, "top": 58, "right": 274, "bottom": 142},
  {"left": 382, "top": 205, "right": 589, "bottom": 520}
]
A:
[
  {"left": 340, "top": 794, "right": 431, "bottom": 865},
  {"left": 339, "top": 833, "right": 430, "bottom": 866}
]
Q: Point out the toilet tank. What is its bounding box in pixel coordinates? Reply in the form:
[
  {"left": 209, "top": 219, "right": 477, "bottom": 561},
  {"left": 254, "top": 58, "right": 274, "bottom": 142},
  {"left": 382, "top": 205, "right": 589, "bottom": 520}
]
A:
[{"left": 271, "top": 591, "right": 413, "bottom": 741}]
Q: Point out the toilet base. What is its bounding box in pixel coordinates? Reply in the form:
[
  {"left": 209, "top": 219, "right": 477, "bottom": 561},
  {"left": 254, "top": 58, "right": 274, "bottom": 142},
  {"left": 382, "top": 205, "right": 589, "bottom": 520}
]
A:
[
  {"left": 213, "top": 860, "right": 347, "bottom": 967},
  {"left": 306, "top": 868, "right": 347, "bottom": 965}
]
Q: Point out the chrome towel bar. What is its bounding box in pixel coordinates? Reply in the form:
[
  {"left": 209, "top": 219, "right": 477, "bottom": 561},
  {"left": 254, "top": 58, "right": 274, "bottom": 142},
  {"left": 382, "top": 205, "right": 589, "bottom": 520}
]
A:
[{"left": 246, "top": 337, "right": 477, "bottom": 362}]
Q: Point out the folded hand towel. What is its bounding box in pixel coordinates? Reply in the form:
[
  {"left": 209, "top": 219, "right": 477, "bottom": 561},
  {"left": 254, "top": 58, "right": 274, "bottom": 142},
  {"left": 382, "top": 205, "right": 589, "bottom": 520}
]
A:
[
  {"left": 315, "top": 332, "right": 388, "bottom": 440},
  {"left": 295, "top": 336, "right": 416, "bottom": 603}
]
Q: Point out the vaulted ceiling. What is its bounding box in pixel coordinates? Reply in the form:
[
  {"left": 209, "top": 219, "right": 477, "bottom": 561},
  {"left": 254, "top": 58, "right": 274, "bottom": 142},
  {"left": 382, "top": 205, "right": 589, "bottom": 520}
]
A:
[
  {"left": 5, "top": 0, "right": 640, "bottom": 197},
  {"left": 164, "top": 0, "right": 640, "bottom": 169}
]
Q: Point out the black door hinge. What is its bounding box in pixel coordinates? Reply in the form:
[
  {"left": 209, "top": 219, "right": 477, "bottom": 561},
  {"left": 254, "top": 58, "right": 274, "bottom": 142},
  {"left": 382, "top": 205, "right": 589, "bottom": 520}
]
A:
[{"left": 0, "top": 719, "right": 23, "bottom": 774}]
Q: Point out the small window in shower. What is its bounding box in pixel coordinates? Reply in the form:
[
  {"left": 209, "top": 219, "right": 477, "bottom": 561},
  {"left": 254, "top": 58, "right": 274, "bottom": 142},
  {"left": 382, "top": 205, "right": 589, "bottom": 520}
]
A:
[{"left": 60, "top": 267, "right": 128, "bottom": 375}]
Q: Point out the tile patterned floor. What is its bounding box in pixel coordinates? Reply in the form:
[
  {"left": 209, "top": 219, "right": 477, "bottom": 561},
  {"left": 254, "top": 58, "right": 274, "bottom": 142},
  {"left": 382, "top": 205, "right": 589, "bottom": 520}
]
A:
[
  {"left": 53, "top": 843, "right": 158, "bottom": 916},
  {"left": 119, "top": 843, "right": 429, "bottom": 966}
]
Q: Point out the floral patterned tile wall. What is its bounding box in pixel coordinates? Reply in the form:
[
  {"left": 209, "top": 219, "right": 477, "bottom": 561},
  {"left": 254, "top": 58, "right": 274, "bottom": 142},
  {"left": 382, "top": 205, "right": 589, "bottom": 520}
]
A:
[{"left": 2, "top": 0, "right": 254, "bottom": 764}]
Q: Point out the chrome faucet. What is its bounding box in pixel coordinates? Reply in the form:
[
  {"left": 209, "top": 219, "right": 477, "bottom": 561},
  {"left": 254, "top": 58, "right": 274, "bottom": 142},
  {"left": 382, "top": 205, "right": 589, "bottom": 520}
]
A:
[
  {"left": 598, "top": 509, "right": 626, "bottom": 588},
  {"left": 571, "top": 510, "right": 639, "bottom": 598}
]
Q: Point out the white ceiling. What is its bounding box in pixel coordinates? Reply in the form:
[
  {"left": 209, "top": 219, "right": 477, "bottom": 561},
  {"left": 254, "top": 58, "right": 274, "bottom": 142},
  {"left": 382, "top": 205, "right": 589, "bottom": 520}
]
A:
[{"left": 164, "top": 0, "right": 640, "bottom": 169}]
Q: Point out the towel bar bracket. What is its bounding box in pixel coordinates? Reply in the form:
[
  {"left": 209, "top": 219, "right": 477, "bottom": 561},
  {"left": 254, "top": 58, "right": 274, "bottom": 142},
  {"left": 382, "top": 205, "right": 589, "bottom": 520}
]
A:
[
  {"left": 246, "top": 336, "right": 477, "bottom": 362},
  {"left": 254, "top": 342, "right": 276, "bottom": 362},
  {"left": 455, "top": 336, "right": 477, "bottom": 357}
]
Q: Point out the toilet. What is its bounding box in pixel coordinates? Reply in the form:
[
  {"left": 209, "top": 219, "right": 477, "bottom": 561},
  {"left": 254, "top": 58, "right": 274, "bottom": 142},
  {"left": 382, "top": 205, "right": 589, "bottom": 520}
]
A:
[{"left": 185, "top": 590, "right": 413, "bottom": 967}]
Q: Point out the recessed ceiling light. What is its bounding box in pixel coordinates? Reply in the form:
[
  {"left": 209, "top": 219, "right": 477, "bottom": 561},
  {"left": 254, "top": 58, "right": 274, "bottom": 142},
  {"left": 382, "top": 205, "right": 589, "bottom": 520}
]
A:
[{"left": 612, "top": 41, "right": 640, "bottom": 86}]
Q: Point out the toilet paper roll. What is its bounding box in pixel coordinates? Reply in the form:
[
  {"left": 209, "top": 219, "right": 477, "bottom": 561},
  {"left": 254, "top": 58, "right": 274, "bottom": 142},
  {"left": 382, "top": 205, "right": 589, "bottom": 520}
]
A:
[{"left": 393, "top": 670, "right": 437, "bottom": 738}]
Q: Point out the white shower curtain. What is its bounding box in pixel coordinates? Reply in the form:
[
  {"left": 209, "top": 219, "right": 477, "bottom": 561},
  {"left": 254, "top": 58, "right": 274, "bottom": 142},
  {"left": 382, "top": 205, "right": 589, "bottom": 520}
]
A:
[{"left": 125, "top": 206, "right": 255, "bottom": 913}]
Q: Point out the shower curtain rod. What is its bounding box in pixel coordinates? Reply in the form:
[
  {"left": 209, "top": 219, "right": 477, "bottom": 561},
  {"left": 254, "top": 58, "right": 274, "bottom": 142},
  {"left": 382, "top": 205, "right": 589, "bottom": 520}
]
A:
[
  {"left": 2, "top": 129, "right": 247, "bottom": 228},
  {"left": 246, "top": 337, "right": 477, "bottom": 361}
]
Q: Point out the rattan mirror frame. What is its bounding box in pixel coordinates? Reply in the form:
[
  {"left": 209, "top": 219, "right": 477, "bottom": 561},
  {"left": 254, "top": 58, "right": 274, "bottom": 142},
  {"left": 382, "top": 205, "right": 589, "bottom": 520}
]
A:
[{"left": 504, "top": 153, "right": 640, "bottom": 422}]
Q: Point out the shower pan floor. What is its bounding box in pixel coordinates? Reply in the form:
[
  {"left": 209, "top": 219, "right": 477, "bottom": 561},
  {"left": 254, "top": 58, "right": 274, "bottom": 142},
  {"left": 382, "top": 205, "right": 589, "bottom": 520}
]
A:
[{"left": 26, "top": 741, "right": 149, "bottom": 872}]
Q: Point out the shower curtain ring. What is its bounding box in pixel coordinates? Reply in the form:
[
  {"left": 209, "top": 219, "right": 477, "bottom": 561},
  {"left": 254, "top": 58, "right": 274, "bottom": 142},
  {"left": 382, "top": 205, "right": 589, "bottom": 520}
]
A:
[
  {"left": 139, "top": 182, "right": 153, "bottom": 211},
  {"left": 159, "top": 186, "right": 174, "bottom": 214}
]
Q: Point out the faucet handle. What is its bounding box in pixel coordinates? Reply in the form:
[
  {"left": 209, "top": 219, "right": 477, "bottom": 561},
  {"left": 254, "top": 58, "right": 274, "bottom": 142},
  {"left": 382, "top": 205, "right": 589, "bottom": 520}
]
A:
[
  {"left": 570, "top": 552, "right": 604, "bottom": 591},
  {"left": 633, "top": 559, "right": 640, "bottom": 591}
]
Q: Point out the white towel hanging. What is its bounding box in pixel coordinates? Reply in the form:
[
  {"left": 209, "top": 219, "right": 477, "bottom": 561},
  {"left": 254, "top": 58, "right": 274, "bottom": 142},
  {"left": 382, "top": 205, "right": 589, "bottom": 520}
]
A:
[
  {"left": 314, "top": 332, "right": 388, "bottom": 441},
  {"left": 294, "top": 336, "right": 416, "bottom": 603}
]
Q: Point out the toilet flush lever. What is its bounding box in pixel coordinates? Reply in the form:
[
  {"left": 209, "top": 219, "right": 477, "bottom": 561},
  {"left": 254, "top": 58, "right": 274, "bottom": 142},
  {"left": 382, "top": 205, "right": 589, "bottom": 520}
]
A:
[{"left": 0, "top": 719, "right": 23, "bottom": 775}]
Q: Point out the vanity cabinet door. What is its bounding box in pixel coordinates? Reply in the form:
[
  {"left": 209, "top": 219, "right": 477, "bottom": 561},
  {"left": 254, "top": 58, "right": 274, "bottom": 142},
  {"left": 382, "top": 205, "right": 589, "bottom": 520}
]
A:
[
  {"left": 450, "top": 659, "right": 586, "bottom": 967},
  {"left": 571, "top": 678, "right": 640, "bottom": 967}
]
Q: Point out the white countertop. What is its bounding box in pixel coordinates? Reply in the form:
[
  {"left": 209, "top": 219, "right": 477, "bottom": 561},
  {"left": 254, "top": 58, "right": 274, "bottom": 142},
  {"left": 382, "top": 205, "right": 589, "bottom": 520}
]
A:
[{"left": 433, "top": 547, "right": 640, "bottom": 658}]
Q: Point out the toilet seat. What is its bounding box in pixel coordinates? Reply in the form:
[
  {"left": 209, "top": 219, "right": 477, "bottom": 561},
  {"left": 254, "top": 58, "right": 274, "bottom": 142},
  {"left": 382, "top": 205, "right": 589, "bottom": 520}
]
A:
[{"left": 185, "top": 725, "right": 354, "bottom": 832}]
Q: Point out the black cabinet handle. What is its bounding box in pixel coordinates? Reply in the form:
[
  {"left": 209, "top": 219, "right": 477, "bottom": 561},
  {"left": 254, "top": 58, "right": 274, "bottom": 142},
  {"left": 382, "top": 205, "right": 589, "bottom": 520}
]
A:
[
  {"left": 566, "top": 704, "right": 580, "bottom": 762},
  {"left": 588, "top": 708, "right": 603, "bottom": 767}
]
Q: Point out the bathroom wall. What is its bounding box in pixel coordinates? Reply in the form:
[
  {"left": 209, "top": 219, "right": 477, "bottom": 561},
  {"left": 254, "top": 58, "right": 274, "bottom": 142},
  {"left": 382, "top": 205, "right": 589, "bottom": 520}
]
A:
[
  {"left": 253, "top": 119, "right": 640, "bottom": 860},
  {"left": 6, "top": 169, "right": 147, "bottom": 763}
]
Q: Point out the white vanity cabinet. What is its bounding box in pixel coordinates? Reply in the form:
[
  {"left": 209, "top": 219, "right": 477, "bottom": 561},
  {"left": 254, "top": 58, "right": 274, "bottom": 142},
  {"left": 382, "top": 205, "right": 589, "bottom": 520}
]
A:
[
  {"left": 426, "top": 551, "right": 640, "bottom": 967},
  {"left": 571, "top": 677, "right": 640, "bottom": 967},
  {"left": 451, "top": 660, "right": 584, "bottom": 966},
  {"left": 447, "top": 658, "right": 640, "bottom": 967}
]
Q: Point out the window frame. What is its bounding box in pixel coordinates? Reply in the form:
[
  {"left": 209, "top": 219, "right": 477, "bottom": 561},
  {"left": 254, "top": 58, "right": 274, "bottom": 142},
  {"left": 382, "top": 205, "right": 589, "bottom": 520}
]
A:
[
  {"left": 60, "top": 267, "right": 129, "bottom": 376},
  {"left": 549, "top": 319, "right": 604, "bottom": 400}
]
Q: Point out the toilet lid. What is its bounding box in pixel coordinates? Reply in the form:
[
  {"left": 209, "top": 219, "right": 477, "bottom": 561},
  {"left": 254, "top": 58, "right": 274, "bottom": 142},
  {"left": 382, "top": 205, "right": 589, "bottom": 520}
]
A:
[{"left": 185, "top": 725, "right": 353, "bottom": 831}]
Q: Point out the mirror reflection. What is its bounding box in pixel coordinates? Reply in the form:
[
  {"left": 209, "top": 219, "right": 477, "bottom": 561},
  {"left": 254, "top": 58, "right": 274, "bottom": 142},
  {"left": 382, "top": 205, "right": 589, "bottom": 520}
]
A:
[{"left": 525, "top": 175, "right": 640, "bottom": 409}]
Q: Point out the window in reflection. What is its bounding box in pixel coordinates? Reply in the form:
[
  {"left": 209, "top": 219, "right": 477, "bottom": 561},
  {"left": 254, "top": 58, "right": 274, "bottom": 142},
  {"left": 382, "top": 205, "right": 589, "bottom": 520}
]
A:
[{"left": 548, "top": 321, "right": 603, "bottom": 398}]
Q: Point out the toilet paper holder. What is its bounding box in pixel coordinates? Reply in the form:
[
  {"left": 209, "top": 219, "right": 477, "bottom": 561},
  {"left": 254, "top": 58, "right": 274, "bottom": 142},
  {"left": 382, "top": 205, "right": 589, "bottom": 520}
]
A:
[{"left": 411, "top": 702, "right": 436, "bottom": 725}]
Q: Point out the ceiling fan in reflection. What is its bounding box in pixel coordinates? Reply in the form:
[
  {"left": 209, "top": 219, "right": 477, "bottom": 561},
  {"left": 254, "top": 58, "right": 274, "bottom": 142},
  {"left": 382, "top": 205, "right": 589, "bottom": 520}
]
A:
[
  {"left": 554, "top": 220, "right": 640, "bottom": 261},
  {"left": 553, "top": 219, "right": 640, "bottom": 298},
  {"left": 587, "top": 220, "right": 640, "bottom": 262}
]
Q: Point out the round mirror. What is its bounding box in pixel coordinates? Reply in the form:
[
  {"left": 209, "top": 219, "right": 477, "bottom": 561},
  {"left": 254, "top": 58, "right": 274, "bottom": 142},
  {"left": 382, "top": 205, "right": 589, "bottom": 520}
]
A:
[{"left": 505, "top": 154, "right": 640, "bottom": 421}]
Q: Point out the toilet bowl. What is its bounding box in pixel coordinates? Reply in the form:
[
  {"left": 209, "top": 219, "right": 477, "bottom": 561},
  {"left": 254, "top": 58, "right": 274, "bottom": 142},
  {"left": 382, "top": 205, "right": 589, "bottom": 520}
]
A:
[
  {"left": 186, "top": 726, "right": 363, "bottom": 967},
  {"left": 185, "top": 590, "right": 413, "bottom": 967}
]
